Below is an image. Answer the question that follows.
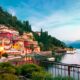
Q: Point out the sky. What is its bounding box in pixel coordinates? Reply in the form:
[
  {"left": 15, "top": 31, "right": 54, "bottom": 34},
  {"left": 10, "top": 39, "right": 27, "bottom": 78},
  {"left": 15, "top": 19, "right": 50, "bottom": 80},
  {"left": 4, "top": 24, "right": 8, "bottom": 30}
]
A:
[{"left": 0, "top": 0, "right": 80, "bottom": 41}]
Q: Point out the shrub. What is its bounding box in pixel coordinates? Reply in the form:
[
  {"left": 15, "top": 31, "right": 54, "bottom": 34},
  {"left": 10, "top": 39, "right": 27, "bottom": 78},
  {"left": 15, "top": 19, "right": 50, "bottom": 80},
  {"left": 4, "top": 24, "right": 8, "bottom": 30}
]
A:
[
  {"left": 32, "top": 71, "right": 53, "bottom": 80},
  {"left": 0, "top": 62, "right": 16, "bottom": 74},
  {"left": 2, "top": 53, "right": 8, "bottom": 58},
  {"left": 20, "top": 63, "right": 43, "bottom": 77},
  {"left": 0, "top": 73, "right": 19, "bottom": 80}
]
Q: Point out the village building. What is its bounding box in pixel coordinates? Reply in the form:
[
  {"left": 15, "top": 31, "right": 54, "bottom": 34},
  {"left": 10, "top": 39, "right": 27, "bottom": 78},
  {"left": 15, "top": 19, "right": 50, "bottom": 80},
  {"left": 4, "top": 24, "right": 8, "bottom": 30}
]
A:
[{"left": 0, "top": 25, "right": 41, "bottom": 56}]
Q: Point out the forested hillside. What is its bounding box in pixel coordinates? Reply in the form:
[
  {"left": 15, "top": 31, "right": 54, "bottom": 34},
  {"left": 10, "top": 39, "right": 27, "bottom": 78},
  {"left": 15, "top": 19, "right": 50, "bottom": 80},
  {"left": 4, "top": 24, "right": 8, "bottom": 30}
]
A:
[
  {"left": 0, "top": 7, "right": 32, "bottom": 35},
  {"left": 0, "top": 6, "right": 66, "bottom": 51},
  {"left": 33, "top": 29, "right": 66, "bottom": 51}
]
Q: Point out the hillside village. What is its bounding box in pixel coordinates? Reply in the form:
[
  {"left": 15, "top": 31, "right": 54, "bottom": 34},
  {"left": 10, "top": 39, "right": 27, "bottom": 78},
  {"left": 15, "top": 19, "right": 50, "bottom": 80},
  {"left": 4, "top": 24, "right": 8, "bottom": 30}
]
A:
[
  {"left": 0, "top": 24, "right": 75, "bottom": 62},
  {"left": 0, "top": 7, "right": 75, "bottom": 64},
  {"left": 0, "top": 1, "right": 79, "bottom": 79},
  {"left": 0, "top": 24, "right": 40, "bottom": 56}
]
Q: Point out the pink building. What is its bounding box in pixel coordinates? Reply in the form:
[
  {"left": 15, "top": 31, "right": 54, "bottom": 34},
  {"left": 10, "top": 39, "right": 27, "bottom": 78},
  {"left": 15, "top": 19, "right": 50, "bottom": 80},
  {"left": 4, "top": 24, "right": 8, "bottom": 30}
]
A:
[{"left": 0, "top": 32, "right": 13, "bottom": 39}]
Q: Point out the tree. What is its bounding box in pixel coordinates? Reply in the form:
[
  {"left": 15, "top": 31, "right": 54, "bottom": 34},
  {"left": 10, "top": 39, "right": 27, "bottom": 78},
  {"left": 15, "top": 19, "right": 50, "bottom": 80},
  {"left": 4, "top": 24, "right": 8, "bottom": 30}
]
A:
[
  {"left": 20, "top": 64, "right": 43, "bottom": 77},
  {"left": 23, "top": 21, "right": 32, "bottom": 32},
  {"left": 32, "top": 71, "right": 53, "bottom": 80},
  {"left": 0, "top": 62, "right": 16, "bottom": 74},
  {"left": 69, "top": 46, "right": 73, "bottom": 49},
  {"left": 0, "top": 6, "right": 32, "bottom": 34},
  {"left": 0, "top": 73, "right": 19, "bottom": 80},
  {"left": 2, "top": 53, "right": 8, "bottom": 58},
  {"left": 52, "top": 51, "right": 56, "bottom": 57},
  {"left": 0, "top": 6, "right": 67, "bottom": 51},
  {"left": 30, "top": 44, "right": 34, "bottom": 51}
]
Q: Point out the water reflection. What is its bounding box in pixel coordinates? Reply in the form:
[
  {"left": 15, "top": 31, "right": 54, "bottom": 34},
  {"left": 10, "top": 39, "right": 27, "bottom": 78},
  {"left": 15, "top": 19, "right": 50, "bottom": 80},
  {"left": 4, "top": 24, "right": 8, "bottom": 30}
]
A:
[
  {"left": 61, "top": 49, "right": 80, "bottom": 65},
  {"left": 48, "top": 49, "right": 80, "bottom": 79}
]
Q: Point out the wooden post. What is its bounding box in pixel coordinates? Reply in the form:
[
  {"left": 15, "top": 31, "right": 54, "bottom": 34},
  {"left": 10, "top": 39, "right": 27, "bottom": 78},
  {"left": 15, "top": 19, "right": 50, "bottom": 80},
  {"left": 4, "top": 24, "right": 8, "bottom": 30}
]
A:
[{"left": 68, "top": 65, "right": 71, "bottom": 77}]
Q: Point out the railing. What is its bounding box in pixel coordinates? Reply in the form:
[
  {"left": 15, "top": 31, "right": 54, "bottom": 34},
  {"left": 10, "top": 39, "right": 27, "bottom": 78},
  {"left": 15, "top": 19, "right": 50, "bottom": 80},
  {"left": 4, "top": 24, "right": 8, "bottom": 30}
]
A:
[
  {"left": 41, "top": 61, "right": 80, "bottom": 80},
  {"left": 9, "top": 58, "right": 80, "bottom": 80}
]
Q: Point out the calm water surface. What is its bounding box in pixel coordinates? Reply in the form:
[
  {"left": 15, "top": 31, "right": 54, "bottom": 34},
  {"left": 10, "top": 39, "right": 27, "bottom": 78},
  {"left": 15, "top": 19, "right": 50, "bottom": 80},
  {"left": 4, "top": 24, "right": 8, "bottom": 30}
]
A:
[
  {"left": 48, "top": 49, "right": 80, "bottom": 79},
  {"left": 61, "top": 49, "right": 80, "bottom": 64}
]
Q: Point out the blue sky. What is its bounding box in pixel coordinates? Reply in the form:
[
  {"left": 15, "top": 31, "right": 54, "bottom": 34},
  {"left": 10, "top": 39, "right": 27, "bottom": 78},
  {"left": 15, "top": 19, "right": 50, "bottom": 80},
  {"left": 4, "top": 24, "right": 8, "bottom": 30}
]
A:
[{"left": 0, "top": 0, "right": 80, "bottom": 41}]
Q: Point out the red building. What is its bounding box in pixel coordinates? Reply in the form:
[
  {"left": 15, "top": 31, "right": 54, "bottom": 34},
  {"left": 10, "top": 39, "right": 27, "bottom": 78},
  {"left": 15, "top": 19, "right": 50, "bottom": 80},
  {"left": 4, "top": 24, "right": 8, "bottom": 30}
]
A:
[
  {"left": 24, "top": 41, "right": 30, "bottom": 47},
  {"left": 0, "top": 32, "right": 13, "bottom": 39}
]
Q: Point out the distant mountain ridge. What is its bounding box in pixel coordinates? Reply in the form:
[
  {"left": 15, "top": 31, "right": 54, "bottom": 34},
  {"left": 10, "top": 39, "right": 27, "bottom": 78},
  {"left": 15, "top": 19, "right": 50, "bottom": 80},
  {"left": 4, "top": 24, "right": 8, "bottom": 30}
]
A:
[{"left": 64, "top": 40, "right": 80, "bottom": 48}]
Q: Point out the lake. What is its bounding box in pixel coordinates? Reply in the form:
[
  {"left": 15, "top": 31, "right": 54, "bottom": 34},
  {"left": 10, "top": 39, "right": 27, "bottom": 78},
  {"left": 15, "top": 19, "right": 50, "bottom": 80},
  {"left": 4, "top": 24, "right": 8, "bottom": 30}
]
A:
[
  {"left": 48, "top": 49, "right": 80, "bottom": 79},
  {"left": 61, "top": 49, "right": 80, "bottom": 64}
]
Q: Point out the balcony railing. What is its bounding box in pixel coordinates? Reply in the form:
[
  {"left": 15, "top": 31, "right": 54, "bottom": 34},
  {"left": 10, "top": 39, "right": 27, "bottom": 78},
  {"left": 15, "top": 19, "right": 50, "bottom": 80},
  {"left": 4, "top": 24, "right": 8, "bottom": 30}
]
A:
[{"left": 41, "top": 61, "right": 80, "bottom": 80}]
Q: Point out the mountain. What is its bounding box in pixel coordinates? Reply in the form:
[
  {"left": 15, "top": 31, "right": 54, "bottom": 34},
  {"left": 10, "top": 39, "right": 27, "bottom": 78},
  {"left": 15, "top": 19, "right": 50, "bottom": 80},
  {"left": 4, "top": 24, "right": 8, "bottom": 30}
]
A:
[
  {"left": 63, "top": 40, "right": 73, "bottom": 45},
  {"left": 69, "top": 40, "right": 80, "bottom": 48},
  {"left": 64, "top": 40, "right": 80, "bottom": 48}
]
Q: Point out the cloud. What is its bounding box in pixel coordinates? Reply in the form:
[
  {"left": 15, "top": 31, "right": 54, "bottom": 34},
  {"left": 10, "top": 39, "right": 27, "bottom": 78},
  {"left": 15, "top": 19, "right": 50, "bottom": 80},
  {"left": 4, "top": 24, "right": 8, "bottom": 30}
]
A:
[
  {"left": 2, "top": 0, "right": 80, "bottom": 41},
  {"left": 12, "top": 2, "right": 45, "bottom": 20},
  {"left": 29, "top": 0, "right": 80, "bottom": 41},
  {"left": 31, "top": 9, "right": 80, "bottom": 30},
  {"left": 8, "top": 8, "right": 16, "bottom": 16},
  {"left": 41, "top": 10, "right": 80, "bottom": 41},
  {"left": 49, "top": 24, "right": 80, "bottom": 41}
]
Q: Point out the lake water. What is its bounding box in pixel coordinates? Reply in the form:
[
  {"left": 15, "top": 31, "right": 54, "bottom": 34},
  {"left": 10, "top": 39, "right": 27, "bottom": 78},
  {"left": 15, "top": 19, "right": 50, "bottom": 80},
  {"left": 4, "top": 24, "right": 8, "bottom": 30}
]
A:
[
  {"left": 48, "top": 49, "right": 80, "bottom": 79},
  {"left": 61, "top": 49, "right": 80, "bottom": 64}
]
